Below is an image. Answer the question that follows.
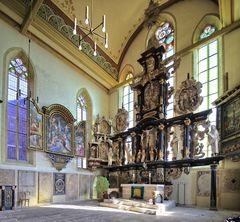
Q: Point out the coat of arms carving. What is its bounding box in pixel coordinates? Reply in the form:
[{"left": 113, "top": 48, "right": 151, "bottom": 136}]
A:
[
  {"left": 174, "top": 75, "right": 203, "bottom": 115},
  {"left": 113, "top": 108, "right": 129, "bottom": 133}
]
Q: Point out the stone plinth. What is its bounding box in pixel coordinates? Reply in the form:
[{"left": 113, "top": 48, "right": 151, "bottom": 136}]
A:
[{"left": 121, "top": 184, "right": 164, "bottom": 201}]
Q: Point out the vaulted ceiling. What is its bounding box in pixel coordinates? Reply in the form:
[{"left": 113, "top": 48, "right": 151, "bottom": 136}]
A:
[{"left": 0, "top": 0, "right": 239, "bottom": 90}]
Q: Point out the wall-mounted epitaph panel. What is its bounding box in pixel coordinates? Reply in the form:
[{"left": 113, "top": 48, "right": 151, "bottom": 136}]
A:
[{"left": 54, "top": 173, "right": 65, "bottom": 195}]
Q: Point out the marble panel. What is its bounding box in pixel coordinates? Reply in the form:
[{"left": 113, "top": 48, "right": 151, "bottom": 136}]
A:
[
  {"left": 66, "top": 174, "right": 78, "bottom": 201},
  {"left": 0, "top": 169, "right": 15, "bottom": 185},
  {"left": 39, "top": 172, "right": 53, "bottom": 203},
  {"left": 197, "top": 171, "right": 210, "bottom": 196},
  {"left": 79, "top": 175, "right": 91, "bottom": 200},
  {"left": 18, "top": 170, "right": 36, "bottom": 196}
]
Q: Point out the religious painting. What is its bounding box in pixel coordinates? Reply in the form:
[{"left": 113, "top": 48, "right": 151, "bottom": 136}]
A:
[
  {"left": 221, "top": 94, "right": 240, "bottom": 139},
  {"left": 54, "top": 173, "right": 65, "bottom": 195},
  {"left": 75, "top": 121, "right": 86, "bottom": 157},
  {"left": 28, "top": 99, "right": 44, "bottom": 150},
  {"left": 43, "top": 104, "right": 75, "bottom": 156}
]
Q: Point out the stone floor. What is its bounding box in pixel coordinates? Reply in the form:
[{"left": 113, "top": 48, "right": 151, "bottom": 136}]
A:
[{"left": 0, "top": 200, "right": 239, "bottom": 222}]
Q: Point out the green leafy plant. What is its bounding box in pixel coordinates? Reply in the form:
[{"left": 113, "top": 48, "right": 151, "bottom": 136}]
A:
[{"left": 95, "top": 176, "right": 109, "bottom": 194}]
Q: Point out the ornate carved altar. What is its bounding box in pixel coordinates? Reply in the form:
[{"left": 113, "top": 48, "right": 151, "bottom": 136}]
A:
[
  {"left": 105, "top": 46, "right": 224, "bottom": 207},
  {"left": 88, "top": 115, "right": 113, "bottom": 169}
]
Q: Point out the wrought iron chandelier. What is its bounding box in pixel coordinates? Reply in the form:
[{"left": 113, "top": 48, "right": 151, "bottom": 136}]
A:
[{"left": 73, "top": 1, "right": 109, "bottom": 56}]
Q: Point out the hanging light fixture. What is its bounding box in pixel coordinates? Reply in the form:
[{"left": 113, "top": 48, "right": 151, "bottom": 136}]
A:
[{"left": 73, "top": 0, "right": 109, "bottom": 56}]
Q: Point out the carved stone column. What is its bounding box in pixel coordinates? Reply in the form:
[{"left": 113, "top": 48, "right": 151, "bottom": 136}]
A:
[
  {"left": 130, "top": 132, "right": 136, "bottom": 163},
  {"left": 117, "top": 138, "right": 123, "bottom": 166},
  {"left": 210, "top": 164, "right": 218, "bottom": 210},
  {"left": 183, "top": 118, "right": 191, "bottom": 159}
]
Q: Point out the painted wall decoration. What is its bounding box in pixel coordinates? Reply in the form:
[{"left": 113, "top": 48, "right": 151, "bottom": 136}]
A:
[
  {"left": 54, "top": 173, "right": 65, "bottom": 195},
  {"left": 28, "top": 99, "right": 44, "bottom": 150},
  {"left": 197, "top": 171, "right": 210, "bottom": 196},
  {"left": 222, "top": 169, "right": 240, "bottom": 193},
  {"left": 43, "top": 104, "right": 75, "bottom": 157},
  {"left": 75, "top": 121, "right": 86, "bottom": 157}
]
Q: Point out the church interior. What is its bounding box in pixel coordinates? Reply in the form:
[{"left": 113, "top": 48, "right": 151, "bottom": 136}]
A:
[{"left": 0, "top": 0, "right": 240, "bottom": 221}]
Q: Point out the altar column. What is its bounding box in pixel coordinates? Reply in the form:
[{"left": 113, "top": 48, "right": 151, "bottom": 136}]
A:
[{"left": 210, "top": 164, "right": 218, "bottom": 210}]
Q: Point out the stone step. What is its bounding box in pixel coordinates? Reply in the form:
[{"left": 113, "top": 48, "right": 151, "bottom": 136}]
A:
[
  {"left": 100, "top": 199, "right": 176, "bottom": 215},
  {"left": 100, "top": 202, "right": 157, "bottom": 215}
]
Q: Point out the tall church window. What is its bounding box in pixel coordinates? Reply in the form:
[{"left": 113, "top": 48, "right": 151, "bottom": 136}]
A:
[
  {"left": 77, "top": 91, "right": 91, "bottom": 168},
  {"left": 195, "top": 24, "right": 219, "bottom": 156},
  {"left": 155, "top": 22, "right": 175, "bottom": 118},
  {"left": 7, "top": 58, "right": 29, "bottom": 161},
  {"left": 122, "top": 73, "right": 134, "bottom": 128},
  {"left": 196, "top": 25, "right": 218, "bottom": 125}
]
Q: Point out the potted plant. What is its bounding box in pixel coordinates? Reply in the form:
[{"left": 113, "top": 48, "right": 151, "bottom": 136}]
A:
[{"left": 95, "top": 176, "right": 109, "bottom": 201}]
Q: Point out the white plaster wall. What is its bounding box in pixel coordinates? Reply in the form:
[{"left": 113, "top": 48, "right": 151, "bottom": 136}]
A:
[
  {"left": 223, "top": 28, "right": 240, "bottom": 89},
  {"left": 0, "top": 19, "right": 109, "bottom": 174}
]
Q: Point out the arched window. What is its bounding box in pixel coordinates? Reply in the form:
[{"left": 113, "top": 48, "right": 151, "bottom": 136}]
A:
[
  {"left": 122, "top": 73, "right": 134, "bottom": 128},
  {"left": 195, "top": 24, "right": 219, "bottom": 157},
  {"left": 196, "top": 25, "right": 218, "bottom": 125},
  {"left": 155, "top": 21, "right": 175, "bottom": 118},
  {"left": 76, "top": 89, "right": 92, "bottom": 168},
  {"left": 7, "top": 58, "right": 29, "bottom": 161}
]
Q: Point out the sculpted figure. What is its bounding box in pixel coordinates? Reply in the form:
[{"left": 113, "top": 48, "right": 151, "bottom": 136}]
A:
[
  {"left": 170, "top": 131, "right": 179, "bottom": 160},
  {"left": 149, "top": 147, "right": 155, "bottom": 161},
  {"left": 136, "top": 150, "right": 142, "bottom": 163},
  {"left": 208, "top": 125, "right": 219, "bottom": 156},
  {"left": 141, "top": 149, "right": 146, "bottom": 162},
  {"left": 108, "top": 148, "right": 113, "bottom": 166}
]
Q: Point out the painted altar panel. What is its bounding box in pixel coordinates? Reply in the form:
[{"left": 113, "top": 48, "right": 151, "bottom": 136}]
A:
[
  {"left": 221, "top": 95, "right": 240, "bottom": 139},
  {"left": 43, "top": 104, "right": 75, "bottom": 157},
  {"left": 75, "top": 121, "right": 86, "bottom": 157},
  {"left": 28, "top": 99, "right": 44, "bottom": 150}
]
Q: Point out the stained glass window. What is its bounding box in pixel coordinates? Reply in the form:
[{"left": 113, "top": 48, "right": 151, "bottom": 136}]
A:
[
  {"left": 195, "top": 25, "right": 218, "bottom": 157},
  {"left": 77, "top": 93, "right": 88, "bottom": 168},
  {"left": 200, "top": 25, "right": 216, "bottom": 40},
  {"left": 122, "top": 73, "right": 134, "bottom": 128},
  {"left": 7, "top": 58, "right": 28, "bottom": 161},
  {"left": 155, "top": 22, "right": 175, "bottom": 118}
]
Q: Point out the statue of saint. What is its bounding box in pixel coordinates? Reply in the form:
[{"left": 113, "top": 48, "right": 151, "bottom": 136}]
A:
[
  {"left": 170, "top": 131, "right": 179, "bottom": 160},
  {"left": 108, "top": 148, "right": 113, "bottom": 166},
  {"left": 90, "top": 145, "right": 97, "bottom": 158},
  {"left": 136, "top": 150, "right": 142, "bottom": 163},
  {"left": 149, "top": 147, "right": 155, "bottom": 161},
  {"left": 208, "top": 125, "right": 219, "bottom": 156},
  {"left": 141, "top": 149, "right": 146, "bottom": 162}
]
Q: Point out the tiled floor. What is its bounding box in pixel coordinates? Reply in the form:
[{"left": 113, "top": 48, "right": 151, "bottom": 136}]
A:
[{"left": 0, "top": 200, "right": 239, "bottom": 222}]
